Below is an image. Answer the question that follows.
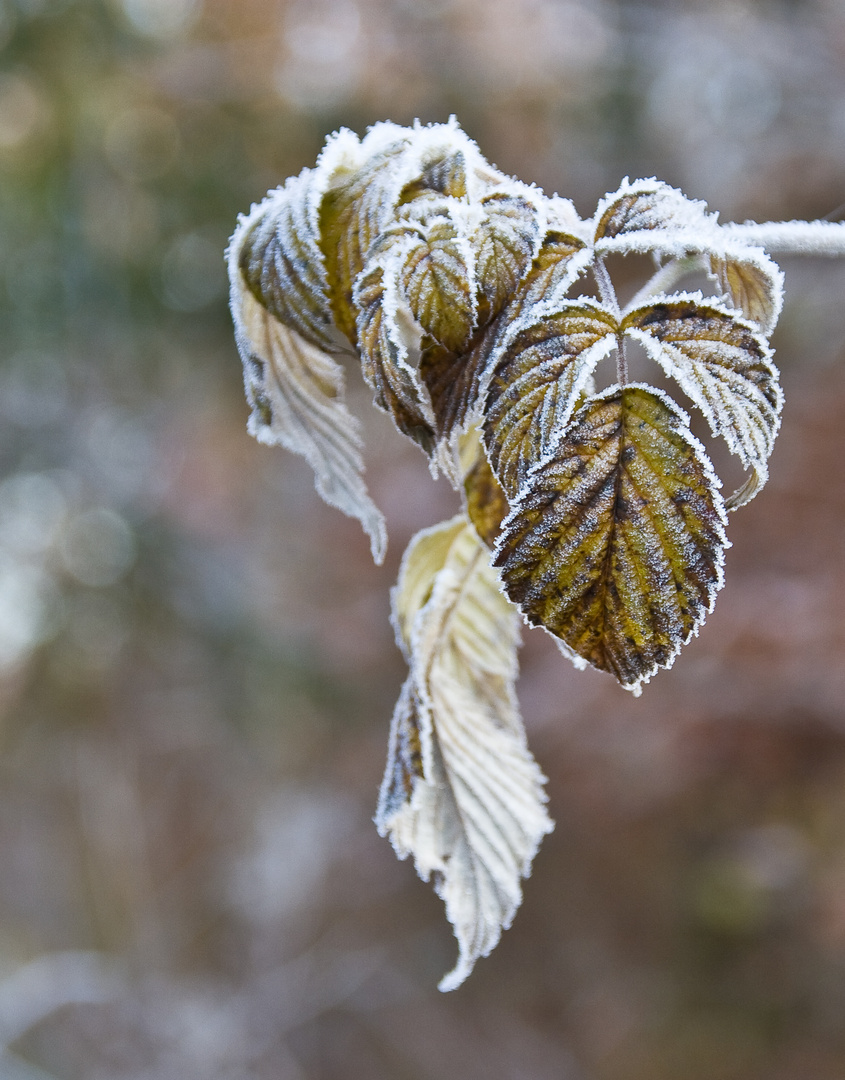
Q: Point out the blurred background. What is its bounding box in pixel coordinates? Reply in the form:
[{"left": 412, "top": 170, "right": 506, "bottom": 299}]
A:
[{"left": 1, "top": 0, "right": 845, "bottom": 1077}]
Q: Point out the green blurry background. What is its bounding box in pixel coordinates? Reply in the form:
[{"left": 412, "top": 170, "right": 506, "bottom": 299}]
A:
[{"left": 1, "top": 0, "right": 845, "bottom": 1077}]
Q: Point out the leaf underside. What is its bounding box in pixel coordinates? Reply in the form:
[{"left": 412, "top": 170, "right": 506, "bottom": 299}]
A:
[{"left": 378, "top": 516, "right": 553, "bottom": 990}]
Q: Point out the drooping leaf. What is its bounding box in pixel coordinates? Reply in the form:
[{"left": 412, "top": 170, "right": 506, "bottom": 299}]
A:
[
  {"left": 235, "top": 171, "right": 342, "bottom": 355},
  {"left": 623, "top": 294, "right": 782, "bottom": 497},
  {"left": 483, "top": 298, "right": 618, "bottom": 497},
  {"left": 495, "top": 385, "right": 728, "bottom": 692},
  {"left": 354, "top": 244, "right": 436, "bottom": 452},
  {"left": 594, "top": 178, "right": 716, "bottom": 254},
  {"left": 709, "top": 247, "right": 784, "bottom": 335},
  {"left": 228, "top": 277, "right": 387, "bottom": 562},
  {"left": 472, "top": 189, "right": 542, "bottom": 316},
  {"left": 378, "top": 516, "right": 553, "bottom": 991}
]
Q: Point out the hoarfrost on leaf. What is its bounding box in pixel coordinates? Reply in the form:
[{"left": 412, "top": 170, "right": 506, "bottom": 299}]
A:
[
  {"left": 494, "top": 385, "right": 729, "bottom": 693},
  {"left": 378, "top": 516, "right": 553, "bottom": 990}
]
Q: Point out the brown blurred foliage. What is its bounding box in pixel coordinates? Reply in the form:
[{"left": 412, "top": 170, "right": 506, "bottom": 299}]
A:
[{"left": 0, "top": 0, "right": 844, "bottom": 1077}]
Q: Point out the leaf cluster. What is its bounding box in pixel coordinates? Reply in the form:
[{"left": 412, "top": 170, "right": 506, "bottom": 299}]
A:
[{"left": 228, "top": 120, "right": 785, "bottom": 988}]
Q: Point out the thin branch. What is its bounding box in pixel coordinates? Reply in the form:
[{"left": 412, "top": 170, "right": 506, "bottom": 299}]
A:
[{"left": 722, "top": 219, "right": 845, "bottom": 256}]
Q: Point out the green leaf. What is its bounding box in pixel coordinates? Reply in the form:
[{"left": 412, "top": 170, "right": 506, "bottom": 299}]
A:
[
  {"left": 379, "top": 516, "right": 553, "bottom": 991},
  {"left": 623, "top": 294, "right": 782, "bottom": 499},
  {"left": 483, "top": 298, "right": 618, "bottom": 498},
  {"left": 494, "top": 385, "right": 728, "bottom": 692}
]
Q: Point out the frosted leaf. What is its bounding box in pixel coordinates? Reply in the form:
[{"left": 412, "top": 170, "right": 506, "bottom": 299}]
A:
[
  {"left": 234, "top": 170, "right": 342, "bottom": 355},
  {"left": 317, "top": 126, "right": 416, "bottom": 344},
  {"left": 624, "top": 293, "right": 782, "bottom": 500},
  {"left": 378, "top": 516, "right": 553, "bottom": 991},
  {"left": 398, "top": 147, "right": 470, "bottom": 202},
  {"left": 594, "top": 178, "right": 717, "bottom": 254},
  {"left": 396, "top": 211, "right": 477, "bottom": 353},
  {"left": 354, "top": 239, "right": 436, "bottom": 451},
  {"left": 709, "top": 246, "right": 784, "bottom": 335},
  {"left": 229, "top": 277, "right": 386, "bottom": 562},
  {"left": 471, "top": 188, "right": 543, "bottom": 317},
  {"left": 483, "top": 298, "right": 618, "bottom": 498},
  {"left": 494, "top": 385, "right": 728, "bottom": 693},
  {"left": 418, "top": 338, "right": 487, "bottom": 445}
]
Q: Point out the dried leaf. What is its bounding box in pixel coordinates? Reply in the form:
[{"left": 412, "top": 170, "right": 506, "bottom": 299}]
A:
[
  {"left": 495, "top": 385, "right": 728, "bottom": 692},
  {"left": 483, "top": 299, "right": 618, "bottom": 497},
  {"left": 228, "top": 278, "right": 387, "bottom": 562},
  {"left": 624, "top": 294, "right": 782, "bottom": 497},
  {"left": 709, "top": 247, "right": 784, "bottom": 335},
  {"left": 378, "top": 516, "right": 553, "bottom": 991}
]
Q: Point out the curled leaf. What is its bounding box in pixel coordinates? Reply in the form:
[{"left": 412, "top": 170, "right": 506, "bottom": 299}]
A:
[
  {"left": 318, "top": 126, "right": 415, "bottom": 344},
  {"left": 378, "top": 516, "right": 553, "bottom": 990},
  {"left": 709, "top": 247, "right": 784, "bottom": 335},
  {"left": 397, "top": 211, "right": 477, "bottom": 353},
  {"left": 483, "top": 299, "right": 618, "bottom": 497},
  {"left": 594, "top": 177, "right": 716, "bottom": 253},
  {"left": 228, "top": 277, "right": 386, "bottom": 562},
  {"left": 354, "top": 246, "right": 436, "bottom": 451},
  {"left": 472, "top": 189, "right": 543, "bottom": 316},
  {"left": 235, "top": 171, "right": 342, "bottom": 355},
  {"left": 495, "top": 385, "right": 728, "bottom": 692}
]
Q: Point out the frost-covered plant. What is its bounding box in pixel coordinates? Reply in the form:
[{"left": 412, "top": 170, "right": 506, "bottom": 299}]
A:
[{"left": 228, "top": 119, "right": 845, "bottom": 990}]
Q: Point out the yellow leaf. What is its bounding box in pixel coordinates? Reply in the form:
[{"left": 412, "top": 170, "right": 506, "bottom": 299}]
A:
[
  {"left": 494, "top": 385, "right": 728, "bottom": 692},
  {"left": 354, "top": 251, "right": 436, "bottom": 451},
  {"left": 461, "top": 433, "right": 509, "bottom": 548},
  {"left": 709, "top": 249, "right": 784, "bottom": 334},
  {"left": 397, "top": 214, "right": 477, "bottom": 352},
  {"left": 318, "top": 135, "right": 412, "bottom": 344}
]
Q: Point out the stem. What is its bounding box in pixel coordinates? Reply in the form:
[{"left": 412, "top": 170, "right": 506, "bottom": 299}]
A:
[
  {"left": 722, "top": 219, "right": 845, "bottom": 256},
  {"left": 593, "top": 258, "right": 628, "bottom": 384},
  {"left": 593, "top": 257, "right": 620, "bottom": 317}
]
